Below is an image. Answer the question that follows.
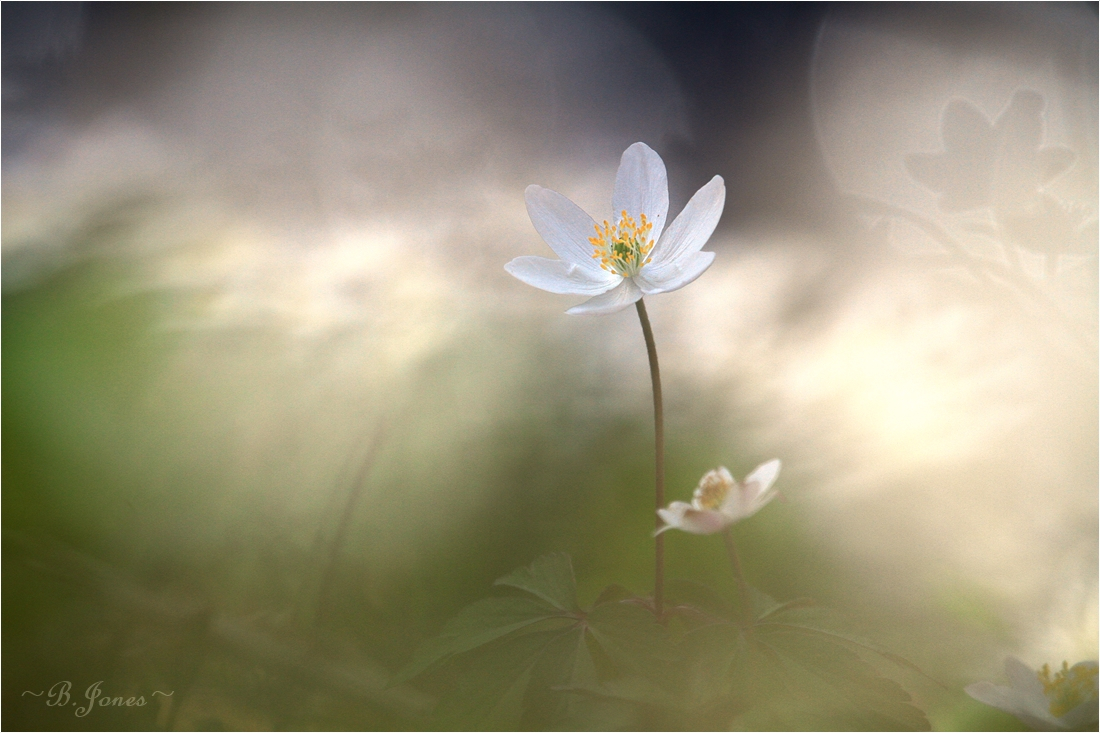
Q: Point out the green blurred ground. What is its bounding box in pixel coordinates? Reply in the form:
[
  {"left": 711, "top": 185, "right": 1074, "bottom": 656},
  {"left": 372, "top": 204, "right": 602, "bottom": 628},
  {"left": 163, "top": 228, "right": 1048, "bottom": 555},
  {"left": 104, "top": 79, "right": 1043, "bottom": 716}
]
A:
[{"left": 3, "top": 255, "right": 1036, "bottom": 731}]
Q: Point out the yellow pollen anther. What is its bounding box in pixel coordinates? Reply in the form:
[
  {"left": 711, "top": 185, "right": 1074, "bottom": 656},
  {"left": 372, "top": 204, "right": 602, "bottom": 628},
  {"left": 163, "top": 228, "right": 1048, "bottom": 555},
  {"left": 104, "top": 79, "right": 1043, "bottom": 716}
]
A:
[
  {"left": 1039, "top": 661, "right": 1099, "bottom": 718},
  {"left": 589, "top": 210, "right": 655, "bottom": 277},
  {"left": 694, "top": 469, "right": 735, "bottom": 511}
]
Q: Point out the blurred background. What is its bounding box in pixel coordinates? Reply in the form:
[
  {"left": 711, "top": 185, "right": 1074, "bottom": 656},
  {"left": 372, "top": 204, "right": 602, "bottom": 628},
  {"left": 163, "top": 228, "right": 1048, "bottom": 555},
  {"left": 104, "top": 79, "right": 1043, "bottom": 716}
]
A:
[{"left": 3, "top": 3, "right": 1096, "bottom": 730}]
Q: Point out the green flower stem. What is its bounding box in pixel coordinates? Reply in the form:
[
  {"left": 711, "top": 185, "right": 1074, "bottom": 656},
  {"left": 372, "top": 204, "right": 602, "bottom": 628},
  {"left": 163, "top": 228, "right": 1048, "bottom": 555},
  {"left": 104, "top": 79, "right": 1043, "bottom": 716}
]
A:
[
  {"left": 314, "top": 421, "right": 387, "bottom": 625},
  {"left": 634, "top": 298, "right": 664, "bottom": 619},
  {"left": 722, "top": 528, "right": 754, "bottom": 629}
]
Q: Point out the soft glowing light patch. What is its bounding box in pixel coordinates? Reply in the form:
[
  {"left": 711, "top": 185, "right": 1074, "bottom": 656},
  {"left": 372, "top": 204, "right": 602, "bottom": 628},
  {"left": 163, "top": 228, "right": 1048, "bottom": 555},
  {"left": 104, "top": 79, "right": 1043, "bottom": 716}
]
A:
[{"left": 779, "top": 283, "right": 1026, "bottom": 470}]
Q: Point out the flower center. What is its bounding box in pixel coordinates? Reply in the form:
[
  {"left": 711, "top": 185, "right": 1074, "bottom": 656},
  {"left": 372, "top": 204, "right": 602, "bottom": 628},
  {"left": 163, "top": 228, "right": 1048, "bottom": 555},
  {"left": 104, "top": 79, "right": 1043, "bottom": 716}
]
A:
[
  {"left": 693, "top": 469, "right": 734, "bottom": 511},
  {"left": 589, "top": 210, "right": 654, "bottom": 277},
  {"left": 1039, "top": 661, "right": 1098, "bottom": 718}
]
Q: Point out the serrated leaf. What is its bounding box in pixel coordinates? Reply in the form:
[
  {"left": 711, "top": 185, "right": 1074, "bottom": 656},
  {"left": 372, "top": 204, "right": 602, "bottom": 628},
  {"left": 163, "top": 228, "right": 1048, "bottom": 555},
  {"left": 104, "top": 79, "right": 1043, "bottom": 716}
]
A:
[
  {"left": 494, "top": 552, "right": 579, "bottom": 611},
  {"left": 557, "top": 674, "right": 683, "bottom": 712},
  {"left": 432, "top": 628, "right": 571, "bottom": 729},
  {"left": 680, "top": 621, "right": 745, "bottom": 704},
  {"left": 748, "top": 586, "right": 783, "bottom": 619},
  {"left": 756, "top": 595, "right": 816, "bottom": 621},
  {"left": 664, "top": 580, "right": 811, "bottom": 627},
  {"left": 433, "top": 625, "right": 603, "bottom": 730},
  {"left": 586, "top": 600, "right": 676, "bottom": 680},
  {"left": 521, "top": 627, "right": 597, "bottom": 727},
  {"left": 541, "top": 691, "right": 641, "bottom": 731},
  {"left": 677, "top": 617, "right": 931, "bottom": 730},
  {"left": 751, "top": 628, "right": 931, "bottom": 731},
  {"left": 591, "top": 583, "right": 634, "bottom": 606},
  {"left": 757, "top": 606, "right": 942, "bottom": 687},
  {"left": 390, "top": 595, "right": 564, "bottom": 686}
]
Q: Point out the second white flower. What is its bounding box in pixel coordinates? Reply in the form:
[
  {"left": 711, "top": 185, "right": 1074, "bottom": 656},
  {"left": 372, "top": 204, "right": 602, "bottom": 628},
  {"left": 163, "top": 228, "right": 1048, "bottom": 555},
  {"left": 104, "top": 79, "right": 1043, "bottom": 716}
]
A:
[{"left": 656, "top": 460, "right": 782, "bottom": 535}]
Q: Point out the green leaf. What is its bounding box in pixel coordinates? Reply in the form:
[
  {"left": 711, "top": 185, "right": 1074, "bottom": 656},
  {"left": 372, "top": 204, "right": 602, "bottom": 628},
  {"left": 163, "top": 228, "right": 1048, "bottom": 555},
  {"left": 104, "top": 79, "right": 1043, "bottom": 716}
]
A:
[
  {"left": 494, "top": 552, "right": 579, "bottom": 612},
  {"left": 680, "top": 621, "right": 746, "bottom": 705},
  {"left": 390, "top": 595, "right": 564, "bottom": 686},
  {"left": 432, "top": 625, "right": 601, "bottom": 730},
  {"left": 677, "top": 616, "right": 931, "bottom": 730},
  {"left": 591, "top": 583, "right": 634, "bottom": 606},
  {"left": 756, "top": 595, "right": 817, "bottom": 621},
  {"left": 748, "top": 628, "right": 932, "bottom": 731},
  {"left": 664, "top": 580, "right": 812, "bottom": 626},
  {"left": 586, "top": 600, "right": 675, "bottom": 679},
  {"left": 432, "top": 628, "right": 571, "bottom": 729},
  {"left": 521, "top": 627, "right": 597, "bottom": 727},
  {"left": 747, "top": 585, "right": 784, "bottom": 619},
  {"left": 757, "top": 605, "right": 942, "bottom": 687},
  {"left": 539, "top": 690, "right": 641, "bottom": 731},
  {"left": 556, "top": 675, "right": 684, "bottom": 715}
]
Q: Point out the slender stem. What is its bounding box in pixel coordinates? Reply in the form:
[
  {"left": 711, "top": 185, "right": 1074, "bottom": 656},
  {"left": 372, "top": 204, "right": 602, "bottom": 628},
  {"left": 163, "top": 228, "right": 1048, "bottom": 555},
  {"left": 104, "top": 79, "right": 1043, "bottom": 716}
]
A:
[
  {"left": 722, "top": 528, "right": 754, "bottom": 629},
  {"left": 314, "top": 420, "right": 387, "bottom": 625},
  {"left": 634, "top": 298, "right": 664, "bottom": 619}
]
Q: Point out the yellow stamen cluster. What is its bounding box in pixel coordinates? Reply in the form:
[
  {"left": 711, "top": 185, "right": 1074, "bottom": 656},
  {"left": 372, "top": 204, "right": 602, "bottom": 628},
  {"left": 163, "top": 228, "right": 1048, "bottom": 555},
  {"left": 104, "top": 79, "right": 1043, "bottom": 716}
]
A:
[
  {"left": 1039, "top": 661, "right": 1098, "bottom": 718},
  {"left": 590, "top": 210, "right": 654, "bottom": 277},
  {"left": 693, "top": 469, "right": 735, "bottom": 511}
]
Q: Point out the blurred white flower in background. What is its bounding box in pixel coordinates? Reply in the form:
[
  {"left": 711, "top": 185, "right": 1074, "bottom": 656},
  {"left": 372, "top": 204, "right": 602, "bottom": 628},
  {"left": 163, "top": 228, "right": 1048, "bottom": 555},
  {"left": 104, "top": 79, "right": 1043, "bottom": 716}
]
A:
[
  {"left": 966, "top": 657, "right": 1098, "bottom": 731},
  {"left": 904, "top": 90, "right": 1075, "bottom": 214},
  {"left": 783, "top": 2, "right": 1097, "bottom": 668},
  {"left": 506, "top": 142, "right": 725, "bottom": 315}
]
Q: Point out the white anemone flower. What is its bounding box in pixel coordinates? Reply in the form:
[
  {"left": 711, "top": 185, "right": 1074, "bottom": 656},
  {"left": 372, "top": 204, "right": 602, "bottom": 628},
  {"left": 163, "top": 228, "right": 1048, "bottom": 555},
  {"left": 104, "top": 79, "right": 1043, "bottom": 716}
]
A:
[
  {"left": 965, "top": 657, "right": 1099, "bottom": 731},
  {"left": 655, "top": 460, "right": 781, "bottom": 536},
  {"left": 506, "top": 142, "right": 725, "bottom": 315}
]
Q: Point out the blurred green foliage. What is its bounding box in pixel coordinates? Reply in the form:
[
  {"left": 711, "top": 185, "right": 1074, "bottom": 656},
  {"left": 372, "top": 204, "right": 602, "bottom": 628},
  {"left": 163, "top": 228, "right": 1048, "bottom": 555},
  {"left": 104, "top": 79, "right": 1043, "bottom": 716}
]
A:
[
  {"left": 3, "top": 256, "right": 1031, "bottom": 730},
  {"left": 397, "top": 553, "right": 932, "bottom": 730}
]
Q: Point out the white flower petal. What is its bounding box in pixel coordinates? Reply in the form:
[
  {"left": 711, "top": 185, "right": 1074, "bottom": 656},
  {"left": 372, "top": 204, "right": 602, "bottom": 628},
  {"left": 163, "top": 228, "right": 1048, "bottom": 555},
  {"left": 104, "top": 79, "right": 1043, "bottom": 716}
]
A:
[
  {"left": 635, "top": 251, "right": 715, "bottom": 295},
  {"left": 648, "top": 175, "right": 725, "bottom": 268},
  {"left": 525, "top": 185, "right": 604, "bottom": 273},
  {"left": 656, "top": 504, "right": 733, "bottom": 535},
  {"left": 514, "top": 144, "right": 723, "bottom": 314},
  {"left": 674, "top": 508, "right": 734, "bottom": 535},
  {"left": 719, "top": 459, "right": 781, "bottom": 521},
  {"left": 966, "top": 657, "right": 1099, "bottom": 732},
  {"left": 655, "top": 502, "right": 693, "bottom": 535},
  {"left": 965, "top": 682, "right": 1033, "bottom": 720},
  {"left": 718, "top": 492, "right": 746, "bottom": 521},
  {"left": 745, "top": 488, "right": 780, "bottom": 517},
  {"left": 744, "top": 459, "right": 782, "bottom": 501},
  {"left": 565, "top": 278, "right": 643, "bottom": 316},
  {"left": 1004, "top": 656, "right": 1051, "bottom": 713},
  {"left": 504, "top": 256, "right": 619, "bottom": 295},
  {"left": 612, "top": 142, "right": 669, "bottom": 243}
]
